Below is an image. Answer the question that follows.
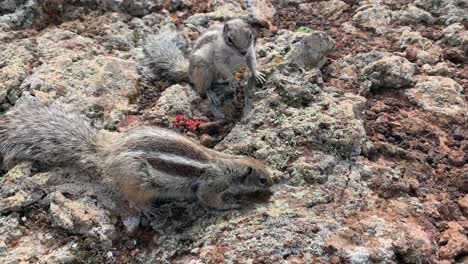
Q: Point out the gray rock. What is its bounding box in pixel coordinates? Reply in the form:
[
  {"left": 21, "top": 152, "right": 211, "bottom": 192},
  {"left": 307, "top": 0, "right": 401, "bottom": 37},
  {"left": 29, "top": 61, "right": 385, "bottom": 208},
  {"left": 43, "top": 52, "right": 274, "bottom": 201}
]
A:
[
  {"left": 98, "top": 0, "right": 184, "bottom": 17},
  {"left": 393, "top": 4, "right": 436, "bottom": 25},
  {"left": 405, "top": 76, "right": 467, "bottom": 121},
  {"left": 0, "top": 218, "right": 77, "bottom": 263},
  {"left": 0, "top": 0, "right": 25, "bottom": 15},
  {"left": 0, "top": 214, "right": 25, "bottom": 245},
  {"left": 0, "top": 40, "right": 34, "bottom": 105},
  {"left": 122, "top": 0, "right": 152, "bottom": 16},
  {"left": 0, "top": 162, "right": 45, "bottom": 213},
  {"left": 147, "top": 84, "right": 200, "bottom": 121},
  {"left": 349, "top": 248, "right": 371, "bottom": 264},
  {"left": 299, "top": 0, "right": 349, "bottom": 20},
  {"left": 414, "top": 0, "right": 468, "bottom": 25},
  {"left": 38, "top": 242, "right": 79, "bottom": 263},
  {"left": 398, "top": 28, "right": 442, "bottom": 64},
  {"left": 186, "top": 3, "right": 248, "bottom": 26},
  {"left": 15, "top": 24, "right": 139, "bottom": 128},
  {"left": 279, "top": 30, "right": 335, "bottom": 70},
  {"left": 0, "top": 0, "right": 44, "bottom": 30},
  {"left": 353, "top": 4, "right": 392, "bottom": 33},
  {"left": 361, "top": 54, "right": 416, "bottom": 89},
  {"left": 421, "top": 62, "right": 457, "bottom": 77},
  {"left": 49, "top": 192, "right": 116, "bottom": 247},
  {"left": 441, "top": 23, "right": 468, "bottom": 53}
]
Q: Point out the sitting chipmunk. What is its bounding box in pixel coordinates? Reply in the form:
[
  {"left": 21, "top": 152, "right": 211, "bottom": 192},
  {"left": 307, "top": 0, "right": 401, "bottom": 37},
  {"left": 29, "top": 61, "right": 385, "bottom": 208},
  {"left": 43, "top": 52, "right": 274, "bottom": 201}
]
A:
[
  {"left": 141, "top": 19, "right": 266, "bottom": 106},
  {"left": 0, "top": 99, "right": 272, "bottom": 211}
]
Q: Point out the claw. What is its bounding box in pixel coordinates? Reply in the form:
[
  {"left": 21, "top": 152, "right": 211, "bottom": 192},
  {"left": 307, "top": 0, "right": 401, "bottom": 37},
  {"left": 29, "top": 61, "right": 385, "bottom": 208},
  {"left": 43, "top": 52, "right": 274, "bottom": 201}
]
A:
[
  {"left": 254, "top": 71, "right": 266, "bottom": 85},
  {"left": 207, "top": 90, "right": 221, "bottom": 106},
  {"left": 229, "top": 79, "right": 240, "bottom": 89},
  {"left": 139, "top": 204, "right": 162, "bottom": 219}
]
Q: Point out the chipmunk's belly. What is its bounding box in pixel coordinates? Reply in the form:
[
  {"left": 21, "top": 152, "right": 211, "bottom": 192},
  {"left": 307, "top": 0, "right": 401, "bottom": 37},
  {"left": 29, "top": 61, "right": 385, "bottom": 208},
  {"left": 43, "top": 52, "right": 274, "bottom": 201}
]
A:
[{"left": 229, "top": 54, "right": 245, "bottom": 70}]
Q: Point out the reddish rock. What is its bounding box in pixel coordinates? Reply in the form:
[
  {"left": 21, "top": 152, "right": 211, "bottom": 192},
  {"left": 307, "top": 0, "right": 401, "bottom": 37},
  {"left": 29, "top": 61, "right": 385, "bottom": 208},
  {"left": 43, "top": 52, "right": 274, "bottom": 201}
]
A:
[
  {"left": 245, "top": 0, "right": 277, "bottom": 30},
  {"left": 458, "top": 195, "right": 468, "bottom": 215},
  {"left": 444, "top": 48, "right": 465, "bottom": 64},
  {"left": 448, "top": 151, "right": 466, "bottom": 167},
  {"left": 405, "top": 46, "right": 418, "bottom": 62},
  {"left": 458, "top": 66, "right": 468, "bottom": 80},
  {"left": 439, "top": 222, "right": 468, "bottom": 259},
  {"left": 117, "top": 115, "right": 141, "bottom": 132}
]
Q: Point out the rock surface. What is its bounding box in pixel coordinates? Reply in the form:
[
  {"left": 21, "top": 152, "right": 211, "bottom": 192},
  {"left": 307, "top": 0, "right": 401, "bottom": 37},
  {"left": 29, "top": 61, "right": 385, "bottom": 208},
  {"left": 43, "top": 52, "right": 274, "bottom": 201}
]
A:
[
  {"left": 405, "top": 76, "right": 467, "bottom": 121},
  {"left": 0, "top": 0, "right": 467, "bottom": 263}
]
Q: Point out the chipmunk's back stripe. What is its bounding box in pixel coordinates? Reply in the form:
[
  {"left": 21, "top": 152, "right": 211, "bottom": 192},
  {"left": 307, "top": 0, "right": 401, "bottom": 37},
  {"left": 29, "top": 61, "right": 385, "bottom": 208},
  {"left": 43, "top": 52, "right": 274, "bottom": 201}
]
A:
[
  {"left": 144, "top": 151, "right": 211, "bottom": 179},
  {"left": 122, "top": 128, "right": 209, "bottom": 162},
  {"left": 153, "top": 153, "right": 208, "bottom": 170}
]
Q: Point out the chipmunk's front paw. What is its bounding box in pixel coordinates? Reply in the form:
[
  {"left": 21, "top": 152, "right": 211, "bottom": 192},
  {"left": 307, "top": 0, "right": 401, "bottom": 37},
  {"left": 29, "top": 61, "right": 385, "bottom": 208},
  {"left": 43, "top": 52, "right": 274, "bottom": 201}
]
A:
[
  {"left": 207, "top": 89, "right": 221, "bottom": 106},
  {"left": 229, "top": 78, "right": 240, "bottom": 89},
  {"left": 253, "top": 71, "right": 266, "bottom": 85}
]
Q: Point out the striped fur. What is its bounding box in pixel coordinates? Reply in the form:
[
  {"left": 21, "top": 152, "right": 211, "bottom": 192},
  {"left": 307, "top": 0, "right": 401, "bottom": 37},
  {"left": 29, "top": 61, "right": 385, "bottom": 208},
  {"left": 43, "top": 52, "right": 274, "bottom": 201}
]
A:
[
  {"left": 0, "top": 102, "right": 273, "bottom": 210},
  {"left": 0, "top": 101, "right": 99, "bottom": 168}
]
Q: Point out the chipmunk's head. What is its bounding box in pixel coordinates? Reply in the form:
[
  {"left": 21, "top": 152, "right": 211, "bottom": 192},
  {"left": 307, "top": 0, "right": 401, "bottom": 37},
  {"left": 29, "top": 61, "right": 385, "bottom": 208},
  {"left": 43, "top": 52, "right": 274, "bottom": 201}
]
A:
[
  {"left": 230, "top": 157, "right": 273, "bottom": 194},
  {"left": 223, "top": 19, "right": 253, "bottom": 56}
]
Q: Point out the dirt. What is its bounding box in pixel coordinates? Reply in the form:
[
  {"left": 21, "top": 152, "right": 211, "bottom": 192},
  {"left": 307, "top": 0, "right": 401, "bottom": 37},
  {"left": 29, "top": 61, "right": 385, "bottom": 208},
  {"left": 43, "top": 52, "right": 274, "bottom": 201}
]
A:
[
  {"left": 1, "top": 0, "right": 467, "bottom": 263},
  {"left": 271, "top": 1, "right": 468, "bottom": 262}
]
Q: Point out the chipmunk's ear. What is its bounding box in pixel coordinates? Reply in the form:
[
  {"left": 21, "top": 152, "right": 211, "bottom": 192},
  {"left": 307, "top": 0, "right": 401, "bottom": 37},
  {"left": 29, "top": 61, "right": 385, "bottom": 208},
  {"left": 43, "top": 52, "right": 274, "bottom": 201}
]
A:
[
  {"left": 223, "top": 22, "right": 229, "bottom": 33},
  {"left": 240, "top": 166, "right": 253, "bottom": 184}
]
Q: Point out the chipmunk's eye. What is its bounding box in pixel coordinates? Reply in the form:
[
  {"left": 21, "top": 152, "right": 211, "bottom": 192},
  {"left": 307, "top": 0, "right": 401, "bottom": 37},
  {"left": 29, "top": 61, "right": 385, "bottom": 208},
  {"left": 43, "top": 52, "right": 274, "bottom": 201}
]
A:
[
  {"left": 227, "top": 36, "right": 233, "bottom": 44},
  {"left": 259, "top": 177, "right": 268, "bottom": 186},
  {"left": 246, "top": 166, "right": 253, "bottom": 175}
]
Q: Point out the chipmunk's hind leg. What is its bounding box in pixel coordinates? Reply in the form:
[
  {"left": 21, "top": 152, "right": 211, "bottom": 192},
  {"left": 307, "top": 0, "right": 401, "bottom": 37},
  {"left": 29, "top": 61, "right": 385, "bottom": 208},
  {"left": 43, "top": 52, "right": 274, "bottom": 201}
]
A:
[{"left": 189, "top": 56, "right": 222, "bottom": 106}]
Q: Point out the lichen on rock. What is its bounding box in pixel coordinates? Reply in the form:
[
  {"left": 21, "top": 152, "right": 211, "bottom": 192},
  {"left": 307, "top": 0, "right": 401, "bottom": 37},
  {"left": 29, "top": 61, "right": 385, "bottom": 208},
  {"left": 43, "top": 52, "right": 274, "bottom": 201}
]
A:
[{"left": 0, "top": 0, "right": 467, "bottom": 263}]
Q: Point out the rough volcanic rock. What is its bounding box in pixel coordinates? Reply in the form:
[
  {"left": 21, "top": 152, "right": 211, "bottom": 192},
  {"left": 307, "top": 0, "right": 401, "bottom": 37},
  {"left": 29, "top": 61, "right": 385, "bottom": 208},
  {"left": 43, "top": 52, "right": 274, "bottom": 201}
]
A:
[
  {"left": 0, "top": 0, "right": 45, "bottom": 31},
  {"left": 299, "top": 0, "right": 349, "bottom": 20},
  {"left": 147, "top": 83, "right": 200, "bottom": 120},
  {"left": 0, "top": 40, "right": 35, "bottom": 107},
  {"left": 0, "top": 0, "right": 467, "bottom": 263},
  {"left": 0, "top": 162, "right": 46, "bottom": 213},
  {"left": 415, "top": 0, "right": 468, "bottom": 25},
  {"left": 352, "top": 4, "right": 392, "bottom": 33},
  {"left": 49, "top": 192, "right": 116, "bottom": 247},
  {"left": 393, "top": 4, "right": 436, "bottom": 25},
  {"left": 405, "top": 76, "right": 467, "bottom": 121},
  {"left": 399, "top": 27, "right": 443, "bottom": 65},
  {"left": 244, "top": 0, "right": 277, "bottom": 29},
  {"left": 438, "top": 221, "right": 468, "bottom": 259},
  {"left": 284, "top": 30, "right": 335, "bottom": 70},
  {"left": 361, "top": 55, "right": 416, "bottom": 89},
  {"left": 186, "top": 3, "right": 249, "bottom": 26}
]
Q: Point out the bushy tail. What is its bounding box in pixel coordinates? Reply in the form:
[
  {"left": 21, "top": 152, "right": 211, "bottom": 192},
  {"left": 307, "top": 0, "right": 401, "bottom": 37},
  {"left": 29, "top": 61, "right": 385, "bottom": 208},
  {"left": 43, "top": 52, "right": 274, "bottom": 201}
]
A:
[
  {"left": 141, "top": 32, "right": 191, "bottom": 82},
  {"left": 0, "top": 100, "right": 99, "bottom": 168}
]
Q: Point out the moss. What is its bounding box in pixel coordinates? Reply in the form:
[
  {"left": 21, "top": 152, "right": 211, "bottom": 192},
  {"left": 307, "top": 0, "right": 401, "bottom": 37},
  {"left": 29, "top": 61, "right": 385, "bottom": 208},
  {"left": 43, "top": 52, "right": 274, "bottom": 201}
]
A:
[
  {"left": 296, "top": 26, "right": 313, "bottom": 33},
  {"left": 132, "top": 31, "right": 143, "bottom": 46}
]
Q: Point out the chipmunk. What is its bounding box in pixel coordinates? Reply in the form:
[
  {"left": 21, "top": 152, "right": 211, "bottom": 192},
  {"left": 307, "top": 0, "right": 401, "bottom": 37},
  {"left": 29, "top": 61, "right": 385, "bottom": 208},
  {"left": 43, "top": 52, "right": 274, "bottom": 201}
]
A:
[
  {"left": 0, "top": 99, "right": 272, "bottom": 211},
  {"left": 141, "top": 19, "right": 266, "bottom": 106}
]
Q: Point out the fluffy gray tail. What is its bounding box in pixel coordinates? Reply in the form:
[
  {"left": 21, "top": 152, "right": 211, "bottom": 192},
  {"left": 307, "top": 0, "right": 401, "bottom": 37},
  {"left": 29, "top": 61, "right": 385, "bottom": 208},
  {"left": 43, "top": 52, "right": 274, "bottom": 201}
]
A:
[
  {"left": 141, "top": 32, "right": 191, "bottom": 82},
  {"left": 0, "top": 101, "right": 99, "bottom": 168}
]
